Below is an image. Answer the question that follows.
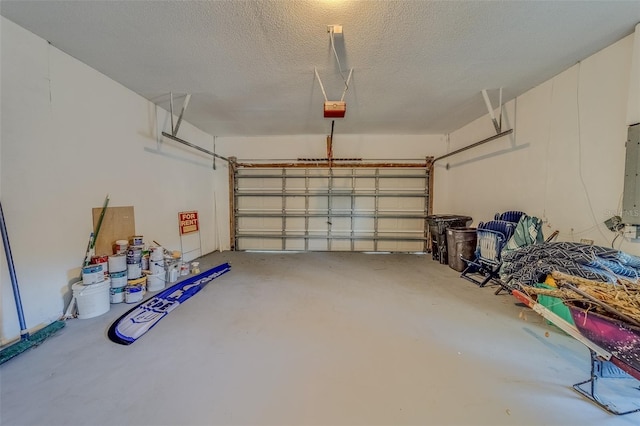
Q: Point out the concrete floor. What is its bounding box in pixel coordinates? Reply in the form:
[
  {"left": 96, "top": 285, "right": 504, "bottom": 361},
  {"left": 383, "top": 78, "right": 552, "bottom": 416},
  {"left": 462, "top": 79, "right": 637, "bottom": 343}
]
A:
[{"left": 1, "top": 251, "right": 639, "bottom": 426}]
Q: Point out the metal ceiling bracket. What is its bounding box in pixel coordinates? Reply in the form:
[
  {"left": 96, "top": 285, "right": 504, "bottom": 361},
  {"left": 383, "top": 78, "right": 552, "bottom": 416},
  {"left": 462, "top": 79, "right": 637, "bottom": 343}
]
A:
[
  {"left": 213, "top": 136, "right": 217, "bottom": 170},
  {"left": 173, "top": 94, "right": 192, "bottom": 137},
  {"left": 168, "top": 93, "right": 192, "bottom": 137},
  {"left": 482, "top": 88, "right": 502, "bottom": 134}
]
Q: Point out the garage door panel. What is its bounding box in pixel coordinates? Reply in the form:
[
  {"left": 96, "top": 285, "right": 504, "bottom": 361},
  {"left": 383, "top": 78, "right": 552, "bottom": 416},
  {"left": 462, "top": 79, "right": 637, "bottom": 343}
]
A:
[
  {"left": 308, "top": 239, "right": 329, "bottom": 251},
  {"left": 237, "top": 196, "right": 282, "bottom": 210},
  {"left": 378, "top": 197, "right": 424, "bottom": 211},
  {"left": 331, "top": 240, "right": 353, "bottom": 251},
  {"left": 353, "top": 240, "right": 375, "bottom": 251},
  {"left": 308, "top": 217, "right": 330, "bottom": 233},
  {"left": 330, "top": 217, "right": 352, "bottom": 233},
  {"left": 285, "top": 217, "right": 306, "bottom": 232},
  {"left": 285, "top": 238, "right": 305, "bottom": 250},
  {"left": 286, "top": 177, "right": 306, "bottom": 190},
  {"left": 234, "top": 166, "right": 429, "bottom": 252},
  {"left": 354, "top": 197, "right": 375, "bottom": 212}
]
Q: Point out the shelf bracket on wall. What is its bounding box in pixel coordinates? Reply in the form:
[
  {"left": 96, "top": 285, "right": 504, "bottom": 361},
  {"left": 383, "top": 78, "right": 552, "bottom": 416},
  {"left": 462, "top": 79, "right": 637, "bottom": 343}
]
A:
[{"left": 481, "top": 88, "right": 503, "bottom": 134}]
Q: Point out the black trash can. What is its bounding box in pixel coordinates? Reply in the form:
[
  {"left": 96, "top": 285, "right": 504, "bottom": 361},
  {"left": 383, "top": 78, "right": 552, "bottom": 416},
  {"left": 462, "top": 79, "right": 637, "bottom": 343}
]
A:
[
  {"left": 426, "top": 215, "right": 473, "bottom": 264},
  {"left": 446, "top": 227, "right": 477, "bottom": 272}
]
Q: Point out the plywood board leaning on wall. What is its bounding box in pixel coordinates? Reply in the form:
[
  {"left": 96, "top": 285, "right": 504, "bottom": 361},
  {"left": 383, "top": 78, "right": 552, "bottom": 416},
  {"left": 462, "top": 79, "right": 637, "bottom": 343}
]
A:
[{"left": 92, "top": 206, "right": 135, "bottom": 256}]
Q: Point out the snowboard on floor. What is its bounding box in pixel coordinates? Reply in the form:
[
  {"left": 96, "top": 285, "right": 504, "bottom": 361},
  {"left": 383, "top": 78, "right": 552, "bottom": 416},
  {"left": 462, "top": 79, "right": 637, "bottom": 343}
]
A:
[{"left": 107, "top": 262, "right": 231, "bottom": 345}]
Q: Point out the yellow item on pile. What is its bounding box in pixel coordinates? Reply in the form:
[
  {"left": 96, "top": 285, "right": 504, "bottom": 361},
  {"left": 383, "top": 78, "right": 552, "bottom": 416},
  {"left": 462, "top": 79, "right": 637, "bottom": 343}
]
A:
[{"left": 544, "top": 275, "right": 557, "bottom": 287}]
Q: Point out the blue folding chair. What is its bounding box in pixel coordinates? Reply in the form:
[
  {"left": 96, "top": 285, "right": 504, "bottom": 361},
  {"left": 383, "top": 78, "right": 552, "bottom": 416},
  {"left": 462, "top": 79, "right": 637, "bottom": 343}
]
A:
[
  {"left": 460, "top": 220, "right": 516, "bottom": 288},
  {"left": 494, "top": 210, "right": 525, "bottom": 224}
]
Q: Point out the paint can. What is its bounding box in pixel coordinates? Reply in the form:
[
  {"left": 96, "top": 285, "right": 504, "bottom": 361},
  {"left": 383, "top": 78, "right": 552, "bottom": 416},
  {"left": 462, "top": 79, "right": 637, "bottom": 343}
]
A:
[
  {"left": 72, "top": 280, "right": 110, "bottom": 319},
  {"left": 130, "top": 236, "right": 144, "bottom": 246},
  {"left": 82, "top": 264, "right": 104, "bottom": 285},
  {"left": 149, "top": 246, "right": 164, "bottom": 261},
  {"left": 126, "top": 276, "right": 147, "bottom": 302},
  {"left": 108, "top": 254, "right": 127, "bottom": 273},
  {"left": 147, "top": 273, "right": 165, "bottom": 292},
  {"left": 110, "top": 285, "right": 125, "bottom": 304},
  {"left": 180, "top": 262, "right": 190, "bottom": 276},
  {"left": 114, "top": 240, "right": 129, "bottom": 255},
  {"left": 125, "top": 285, "right": 144, "bottom": 304},
  {"left": 127, "top": 262, "right": 142, "bottom": 280},
  {"left": 126, "top": 246, "right": 143, "bottom": 264},
  {"left": 127, "top": 275, "right": 146, "bottom": 286},
  {"left": 109, "top": 270, "right": 127, "bottom": 288},
  {"left": 141, "top": 254, "right": 149, "bottom": 271},
  {"left": 90, "top": 255, "right": 109, "bottom": 277},
  {"left": 191, "top": 262, "right": 200, "bottom": 274}
]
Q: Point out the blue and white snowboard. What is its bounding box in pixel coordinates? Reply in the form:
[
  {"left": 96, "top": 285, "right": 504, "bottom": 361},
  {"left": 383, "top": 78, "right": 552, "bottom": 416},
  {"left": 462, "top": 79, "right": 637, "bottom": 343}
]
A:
[{"left": 108, "top": 262, "right": 231, "bottom": 345}]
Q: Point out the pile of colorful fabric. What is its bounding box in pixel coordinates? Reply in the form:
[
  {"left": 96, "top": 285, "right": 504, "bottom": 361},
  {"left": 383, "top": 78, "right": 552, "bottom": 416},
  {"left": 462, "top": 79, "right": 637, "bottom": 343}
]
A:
[{"left": 501, "top": 241, "right": 640, "bottom": 287}]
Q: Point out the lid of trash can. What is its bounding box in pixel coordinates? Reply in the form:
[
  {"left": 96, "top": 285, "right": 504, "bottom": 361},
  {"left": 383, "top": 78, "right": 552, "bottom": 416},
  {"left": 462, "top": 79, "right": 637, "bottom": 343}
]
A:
[{"left": 426, "top": 214, "right": 472, "bottom": 223}]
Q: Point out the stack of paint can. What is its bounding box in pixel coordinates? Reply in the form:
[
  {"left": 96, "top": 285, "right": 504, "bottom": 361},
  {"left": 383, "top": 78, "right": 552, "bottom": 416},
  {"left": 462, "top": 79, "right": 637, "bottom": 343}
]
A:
[
  {"left": 147, "top": 245, "right": 166, "bottom": 292},
  {"left": 125, "top": 236, "right": 146, "bottom": 304},
  {"left": 126, "top": 244, "right": 143, "bottom": 280},
  {"left": 107, "top": 254, "right": 127, "bottom": 303}
]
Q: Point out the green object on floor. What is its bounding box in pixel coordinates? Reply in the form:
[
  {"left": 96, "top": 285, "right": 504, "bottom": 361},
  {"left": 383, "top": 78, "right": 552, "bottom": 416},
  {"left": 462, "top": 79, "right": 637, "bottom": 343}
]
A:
[
  {"left": 0, "top": 320, "right": 65, "bottom": 365},
  {"left": 536, "top": 283, "right": 575, "bottom": 327}
]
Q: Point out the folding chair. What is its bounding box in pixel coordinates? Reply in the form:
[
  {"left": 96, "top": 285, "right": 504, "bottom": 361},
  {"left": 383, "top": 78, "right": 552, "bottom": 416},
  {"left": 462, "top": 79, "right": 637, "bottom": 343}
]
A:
[
  {"left": 494, "top": 210, "right": 525, "bottom": 223},
  {"left": 460, "top": 220, "right": 516, "bottom": 288}
]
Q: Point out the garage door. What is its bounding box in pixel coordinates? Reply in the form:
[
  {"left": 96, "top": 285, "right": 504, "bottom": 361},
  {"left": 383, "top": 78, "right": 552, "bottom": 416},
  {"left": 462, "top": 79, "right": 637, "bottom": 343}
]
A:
[{"left": 231, "top": 165, "right": 431, "bottom": 252}]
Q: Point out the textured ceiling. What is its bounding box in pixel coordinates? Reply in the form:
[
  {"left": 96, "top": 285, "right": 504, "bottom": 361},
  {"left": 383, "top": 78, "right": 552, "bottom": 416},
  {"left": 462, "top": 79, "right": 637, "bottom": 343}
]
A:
[{"left": 2, "top": 1, "right": 640, "bottom": 137}]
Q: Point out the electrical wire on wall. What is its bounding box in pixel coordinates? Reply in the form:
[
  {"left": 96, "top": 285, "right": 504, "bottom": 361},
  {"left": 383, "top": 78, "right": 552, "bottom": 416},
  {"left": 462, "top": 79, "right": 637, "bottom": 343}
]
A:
[
  {"left": 575, "top": 60, "right": 612, "bottom": 244},
  {"left": 542, "top": 77, "right": 555, "bottom": 228}
]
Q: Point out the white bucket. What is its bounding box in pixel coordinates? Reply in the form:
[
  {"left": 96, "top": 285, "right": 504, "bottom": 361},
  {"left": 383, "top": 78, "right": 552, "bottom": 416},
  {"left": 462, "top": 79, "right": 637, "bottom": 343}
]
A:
[
  {"left": 149, "top": 259, "right": 164, "bottom": 274},
  {"left": 147, "top": 274, "right": 165, "bottom": 292},
  {"left": 108, "top": 254, "right": 127, "bottom": 273},
  {"left": 72, "top": 280, "right": 110, "bottom": 319},
  {"left": 149, "top": 246, "right": 164, "bottom": 261}
]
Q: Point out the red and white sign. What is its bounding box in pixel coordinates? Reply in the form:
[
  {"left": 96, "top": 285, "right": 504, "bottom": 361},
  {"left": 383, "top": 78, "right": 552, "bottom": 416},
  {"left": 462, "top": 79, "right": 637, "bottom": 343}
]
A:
[{"left": 179, "top": 211, "right": 199, "bottom": 235}]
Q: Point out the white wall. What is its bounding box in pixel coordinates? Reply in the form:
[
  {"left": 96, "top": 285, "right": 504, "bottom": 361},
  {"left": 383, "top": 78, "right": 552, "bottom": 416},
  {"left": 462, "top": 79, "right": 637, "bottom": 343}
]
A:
[
  {"left": 434, "top": 34, "right": 637, "bottom": 254},
  {"left": 0, "top": 17, "right": 226, "bottom": 342}
]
